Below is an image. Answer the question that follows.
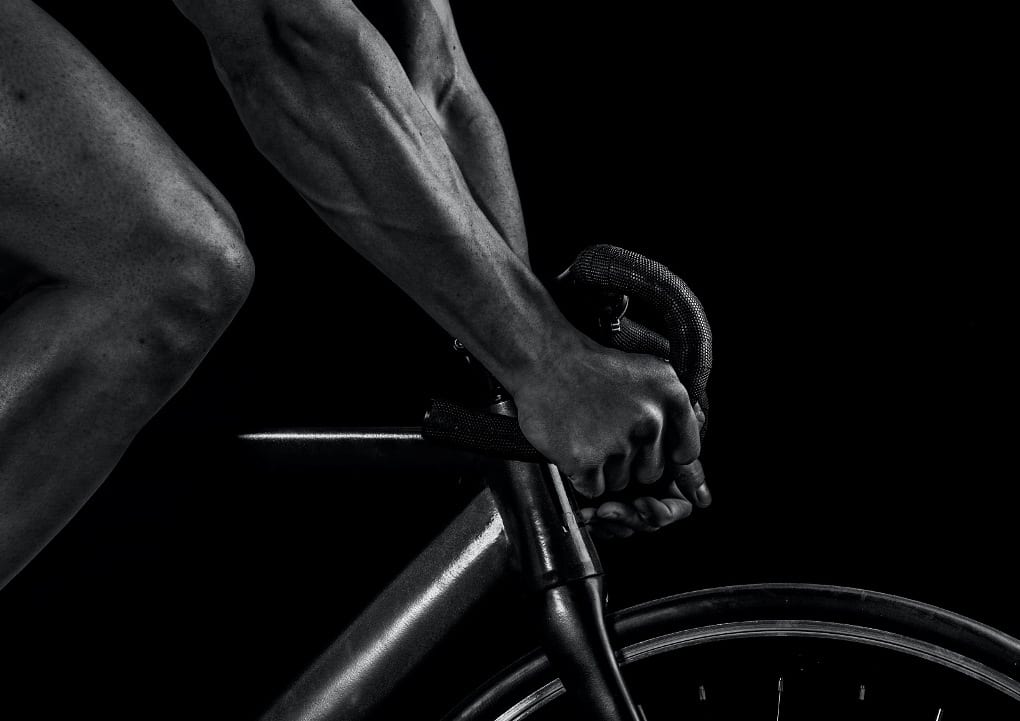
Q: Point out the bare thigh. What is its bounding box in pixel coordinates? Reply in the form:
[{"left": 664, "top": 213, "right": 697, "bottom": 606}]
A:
[{"left": 0, "top": 0, "right": 242, "bottom": 293}]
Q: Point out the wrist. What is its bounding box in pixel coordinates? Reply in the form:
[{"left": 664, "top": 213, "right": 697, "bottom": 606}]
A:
[
  {"left": 444, "top": 255, "right": 587, "bottom": 398},
  {"left": 492, "top": 311, "right": 592, "bottom": 400}
]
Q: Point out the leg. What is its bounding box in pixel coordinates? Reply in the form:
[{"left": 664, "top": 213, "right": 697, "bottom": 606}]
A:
[{"left": 0, "top": 0, "right": 253, "bottom": 590}]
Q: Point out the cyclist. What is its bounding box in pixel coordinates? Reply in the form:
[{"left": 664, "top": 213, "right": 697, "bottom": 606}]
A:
[{"left": 0, "top": 0, "right": 709, "bottom": 591}]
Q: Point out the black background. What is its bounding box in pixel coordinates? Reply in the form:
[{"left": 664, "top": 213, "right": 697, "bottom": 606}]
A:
[{"left": 0, "top": 2, "right": 1013, "bottom": 719}]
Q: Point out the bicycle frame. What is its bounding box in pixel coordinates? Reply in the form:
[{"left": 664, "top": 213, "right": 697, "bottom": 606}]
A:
[{"left": 242, "top": 428, "right": 642, "bottom": 721}]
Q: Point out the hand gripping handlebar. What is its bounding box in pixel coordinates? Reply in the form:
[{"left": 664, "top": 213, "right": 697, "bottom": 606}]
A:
[{"left": 423, "top": 244, "right": 712, "bottom": 456}]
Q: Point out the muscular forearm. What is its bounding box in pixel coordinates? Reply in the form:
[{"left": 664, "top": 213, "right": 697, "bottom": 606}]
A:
[
  {"left": 182, "top": 1, "right": 572, "bottom": 387},
  {"left": 175, "top": 0, "right": 709, "bottom": 544},
  {"left": 393, "top": 0, "right": 528, "bottom": 261},
  {"left": 428, "top": 72, "right": 530, "bottom": 264},
  {"left": 352, "top": 0, "right": 529, "bottom": 262}
]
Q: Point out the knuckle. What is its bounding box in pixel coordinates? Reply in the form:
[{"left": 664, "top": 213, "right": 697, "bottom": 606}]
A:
[
  {"left": 671, "top": 444, "right": 699, "bottom": 466},
  {"left": 563, "top": 446, "right": 591, "bottom": 472},
  {"left": 670, "top": 379, "right": 691, "bottom": 405},
  {"left": 609, "top": 440, "right": 632, "bottom": 459},
  {"left": 681, "top": 460, "right": 706, "bottom": 483},
  {"left": 632, "top": 421, "right": 657, "bottom": 442},
  {"left": 633, "top": 404, "right": 664, "bottom": 435},
  {"left": 680, "top": 432, "right": 702, "bottom": 460}
]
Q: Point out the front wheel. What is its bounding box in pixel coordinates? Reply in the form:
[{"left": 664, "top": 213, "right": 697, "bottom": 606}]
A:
[{"left": 444, "top": 584, "right": 1020, "bottom": 721}]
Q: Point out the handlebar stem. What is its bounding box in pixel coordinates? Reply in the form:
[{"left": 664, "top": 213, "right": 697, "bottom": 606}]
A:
[{"left": 486, "top": 401, "right": 640, "bottom": 721}]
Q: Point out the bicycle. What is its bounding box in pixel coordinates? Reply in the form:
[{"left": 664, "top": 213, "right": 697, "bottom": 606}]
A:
[{"left": 240, "top": 246, "right": 1020, "bottom": 721}]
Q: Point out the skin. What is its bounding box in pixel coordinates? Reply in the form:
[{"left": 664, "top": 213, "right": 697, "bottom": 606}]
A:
[
  {"left": 0, "top": 0, "right": 254, "bottom": 591},
  {"left": 169, "top": 0, "right": 711, "bottom": 535},
  {"left": 351, "top": 0, "right": 711, "bottom": 533},
  {"left": 0, "top": 0, "right": 708, "bottom": 592},
  {"left": 378, "top": 0, "right": 530, "bottom": 263}
]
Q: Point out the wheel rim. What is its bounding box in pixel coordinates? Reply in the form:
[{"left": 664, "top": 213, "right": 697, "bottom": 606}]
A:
[
  {"left": 495, "top": 621, "right": 1020, "bottom": 720},
  {"left": 447, "top": 585, "right": 1020, "bottom": 721}
]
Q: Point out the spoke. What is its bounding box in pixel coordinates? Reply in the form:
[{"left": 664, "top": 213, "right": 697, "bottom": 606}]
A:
[
  {"left": 636, "top": 703, "right": 648, "bottom": 721},
  {"left": 775, "top": 676, "right": 784, "bottom": 721},
  {"left": 935, "top": 708, "right": 943, "bottom": 721}
]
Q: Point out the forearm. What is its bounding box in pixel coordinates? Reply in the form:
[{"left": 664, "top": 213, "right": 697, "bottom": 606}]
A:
[
  {"left": 351, "top": 0, "right": 528, "bottom": 262},
  {"left": 389, "top": 0, "right": 528, "bottom": 261},
  {"left": 428, "top": 71, "right": 530, "bottom": 264},
  {"left": 181, "top": 1, "right": 573, "bottom": 386},
  {"left": 176, "top": 1, "right": 709, "bottom": 545}
]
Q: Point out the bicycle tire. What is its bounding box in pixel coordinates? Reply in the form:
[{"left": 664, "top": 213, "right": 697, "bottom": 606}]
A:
[{"left": 443, "top": 583, "right": 1020, "bottom": 720}]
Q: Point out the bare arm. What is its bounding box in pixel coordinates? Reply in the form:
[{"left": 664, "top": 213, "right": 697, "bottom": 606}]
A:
[
  {"left": 176, "top": 0, "right": 545, "bottom": 383},
  {"left": 172, "top": 0, "right": 708, "bottom": 515},
  {"left": 384, "top": 0, "right": 530, "bottom": 263}
]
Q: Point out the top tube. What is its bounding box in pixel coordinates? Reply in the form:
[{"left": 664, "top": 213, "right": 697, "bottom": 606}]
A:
[{"left": 237, "top": 428, "right": 484, "bottom": 474}]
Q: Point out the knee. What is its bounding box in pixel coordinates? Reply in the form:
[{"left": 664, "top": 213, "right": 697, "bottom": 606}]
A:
[
  {"left": 169, "top": 198, "right": 254, "bottom": 321},
  {"left": 120, "top": 185, "right": 254, "bottom": 367},
  {"left": 171, "top": 215, "right": 254, "bottom": 329}
]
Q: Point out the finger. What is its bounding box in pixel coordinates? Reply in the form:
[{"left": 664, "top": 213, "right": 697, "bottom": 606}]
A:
[
  {"left": 633, "top": 496, "right": 691, "bottom": 528},
  {"left": 597, "top": 501, "right": 656, "bottom": 532},
  {"left": 674, "top": 459, "right": 712, "bottom": 508},
  {"left": 567, "top": 465, "right": 606, "bottom": 498},
  {"left": 667, "top": 384, "right": 701, "bottom": 465},
  {"left": 693, "top": 401, "right": 706, "bottom": 431},
  {"left": 604, "top": 452, "right": 631, "bottom": 493},
  {"left": 660, "top": 493, "right": 695, "bottom": 525},
  {"left": 581, "top": 508, "right": 638, "bottom": 539},
  {"left": 636, "top": 493, "right": 693, "bottom": 526},
  {"left": 630, "top": 432, "right": 666, "bottom": 487}
]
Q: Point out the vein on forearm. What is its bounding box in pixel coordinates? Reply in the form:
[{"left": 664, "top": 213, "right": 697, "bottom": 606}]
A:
[{"left": 197, "top": 0, "right": 575, "bottom": 384}]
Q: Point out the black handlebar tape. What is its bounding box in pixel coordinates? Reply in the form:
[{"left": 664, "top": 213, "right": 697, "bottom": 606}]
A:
[
  {"left": 423, "top": 398, "right": 543, "bottom": 462},
  {"left": 611, "top": 317, "right": 671, "bottom": 360},
  {"left": 565, "top": 244, "right": 712, "bottom": 412}
]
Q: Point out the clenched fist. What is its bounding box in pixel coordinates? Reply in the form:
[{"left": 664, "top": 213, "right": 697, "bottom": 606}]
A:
[{"left": 510, "top": 336, "right": 710, "bottom": 537}]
